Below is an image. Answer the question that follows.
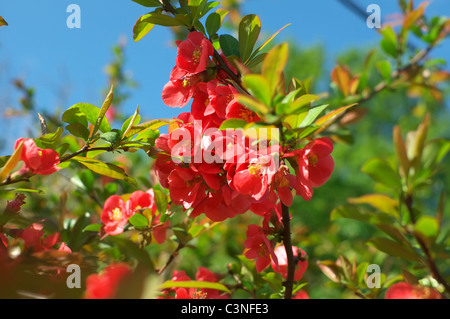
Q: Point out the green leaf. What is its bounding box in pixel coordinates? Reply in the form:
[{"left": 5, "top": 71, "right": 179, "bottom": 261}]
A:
[
  {"left": 133, "top": 15, "right": 155, "bottom": 42},
  {"left": 139, "top": 12, "right": 182, "bottom": 27},
  {"left": 299, "top": 104, "right": 329, "bottom": 128},
  {"left": 83, "top": 224, "right": 102, "bottom": 232},
  {"left": 248, "top": 23, "right": 291, "bottom": 63},
  {"left": 129, "top": 213, "right": 149, "bottom": 228},
  {"left": 73, "top": 156, "right": 136, "bottom": 186},
  {"left": 62, "top": 107, "right": 88, "bottom": 127},
  {"left": 160, "top": 280, "right": 231, "bottom": 294},
  {"left": 131, "top": 0, "right": 161, "bottom": 7},
  {"left": 153, "top": 189, "right": 168, "bottom": 214},
  {"left": 198, "top": 1, "right": 220, "bottom": 20},
  {"left": 355, "top": 262, "right": 370, "bottom": 286},
  {"left": 348, "top": 194, "right": 399, "bottom": 219},
  {"left": 238, "top": 14, "right": 261, "bottom": 63},
  {"left": 63, "top": 103, "right": 111, "bottom": 134},
  {"left": 36, "top": 127, "right": 64, "bottom": 150},
  {"left": 315, "top": 103, "right": 356, "bottom": 127},
  {"left": 219, "top": 34, "right": 240, "bottom": 57},
  {"left": 361, "top": 158, "right": 401, "bottom": 191},
  {"left": 92, "top": 86, "right": 113, "bottom": 138},
  {"left": 109, "top": 237, "right": 154, "bottom": 270},
  {"left": 376, "top": 60, "right": 392, "bottom": 81},
  {"left": 124, "top": 119, "right": 172, "bottom": 138},
  {"left": 65, "top": 123, "right": 90, "bottom": 140},
  {"left": 219, "top": 118, "right": 248, "bottom": 130},
  {"left": 205, "top": 9, "right": 228, "bottom": 36},
  {"left": 122, "top": 105, "right": 140, "bottom": 137},
  {"left": 368, "top": 237, "right": 421, "bottom": 262},
  {"left": 414, "top": 216, "right": 439, "bottom": 245},
  {"left": 380, "top": 26, "right": 398, "bottom": 58},
  {"left": 331, "top": 205, "right": 393, "bottom": 225},
  {"left": 422, "top": 138, "right": 450, "bottom": 170},
  {"left": 66, "top": 213, "right": 92, "bottom": 252},
  {"left": 100, "top": 130, "right": 122, "bottom": 145},
  {"left": 262, "top": 43, "right": 288, "bottom": 98},
  {"left": 242, "top": 74, "right": 272, "bottom": 107},
  {"left": 279, "top": 94, "right": 319, "bottom": 116}
]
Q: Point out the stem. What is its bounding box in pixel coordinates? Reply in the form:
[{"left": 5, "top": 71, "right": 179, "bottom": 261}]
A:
[
  {"left": 59, "top": 146, "right": 114, "bottom": 163},
  {"left": 158, "top": 242, "right": 184, "bottom": 275},
  {"left": 404, "top": 194, "right": 450, "bottom": 295},
  {"left": 212, "top": 50, "right": 249, "bottom": 94},
  {"left": 281, "top": 202, "right": 295, "bottom": 299},
  {"left": 334, "top": 44, "right": 435, "bottom": 124}
]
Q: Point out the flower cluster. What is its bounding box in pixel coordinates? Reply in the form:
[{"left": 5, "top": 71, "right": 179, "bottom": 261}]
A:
[
  {"left": 101, "top": 189, "right": 170, "bottom": 242},
  {"left": 155, "top": 32, "right": 334, "bottom": 223}
]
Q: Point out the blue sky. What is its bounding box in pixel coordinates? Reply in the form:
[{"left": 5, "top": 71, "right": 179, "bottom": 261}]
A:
[{"left": 0, "top": 0, "right": 449, "bottom": 155}]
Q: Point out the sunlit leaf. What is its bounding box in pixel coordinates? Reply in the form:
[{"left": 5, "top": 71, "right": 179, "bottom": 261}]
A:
[
  {"left": 368, "top": 237, "right": 421, "bottom": 262},
  {"left": 129, "top": 213, "right": 149, "bottom": 228},
  {"left": 262, "top": 43, "right": 288, "bottom": 98},
  {"left": 361, "top": 158, "right": 401, "bottom": 191},
  {"left": 160, "top": 280, "right": 231, "bottom": 294},
  {"left": 239, "top": 14, "right": 261, "bottom": 63},
  {"left": 133, "top": 15, "right": 155, "bottom": 42},
  {"left": 242, "top": 74, "right": 272, "bottom": 107},
  {"left": 73, "top": 156, "right": 136, "bottom": 186},
  {"left": 348, "top": 194, "right": 399, "bottom": 219},
  {"left": 0, "top": 140, "right": 23, "bottom": 183}
]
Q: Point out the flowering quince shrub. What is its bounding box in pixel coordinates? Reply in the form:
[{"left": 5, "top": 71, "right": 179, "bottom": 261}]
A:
[{"left": 1, "top": 0, "right": 450, "bottom": 300}]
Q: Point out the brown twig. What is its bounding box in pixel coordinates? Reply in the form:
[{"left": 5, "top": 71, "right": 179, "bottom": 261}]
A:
[
  {"left": 404, "top": 194, "right": 450, "bottom": 295},
  {"left": 333, "top": 44, "right": 436, "bottom": 125},
  {"left": 158, "top": 242, "right": 185, "bottom": 275},
  {"left": 281, "top": 202, "right": 295, "bottom": 299}
]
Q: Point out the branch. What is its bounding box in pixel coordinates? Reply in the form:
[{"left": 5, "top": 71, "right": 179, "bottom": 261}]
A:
[
  {"left": 59, "top": 146, "right": 114, "bottom": 163},
  {"left": 158, "top": 242, "right": 185, "bottom": 275},
  {"left": 405, "top": 194, "right": 450, "bottom": 295},
  {"left": 281, "top": 203, "right": 295, "bottom": 299},
  {"left": 332, "top": 43, "right": 436, "bottom": 125}
]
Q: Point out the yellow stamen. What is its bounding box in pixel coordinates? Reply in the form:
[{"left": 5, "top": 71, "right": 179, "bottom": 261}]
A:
[
  {"left": 248, "top": 164, "right": 261, "bottom": 176},
  {"left": 192, "top": 49, "right": 202, "bottom": 64},
  {"left": 111, "top": 208, "right": 122, "bottom": 221}
]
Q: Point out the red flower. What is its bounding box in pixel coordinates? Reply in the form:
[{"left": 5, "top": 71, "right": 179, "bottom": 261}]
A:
[
  {"left": 162, "top": 73, "right": 200, "bottom": 108},
  {"left": 15, "top": 138, "right": 60, "bottom": 175},
  {"left": 385, "top": 282, "right": 442, "bottom": 299},
  {"left": 101, "top": 195, "right": 128, "bottom": 236},
  {"left": 271, "top": 246, "right": 308, "bottom": 281},
  {"left": 244, "top": 224, "right": 277, "bottom": 273},
  {"left": 293, "top": 290, "right": 310, "bottom": 299},
  {"left": 231, "top": 149, "right": 279, "bottom": 201},
  {"left": 226, "top": 102, "right": 260, "bottom": 123},
  {"left": 18, "top": 223, "right": 61, "bottom": 253},
  {"left": 285, "top": 137, "right": 334, "bottom": 201},
  {"left": 176, "top": 31, "right": 214, "bottom": 74},
  {"left": 84, "top": 263, "right": 132, "bottom": 299},
  {"left": 168, "top": 167, "right": 207, "bottom": 209}
]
